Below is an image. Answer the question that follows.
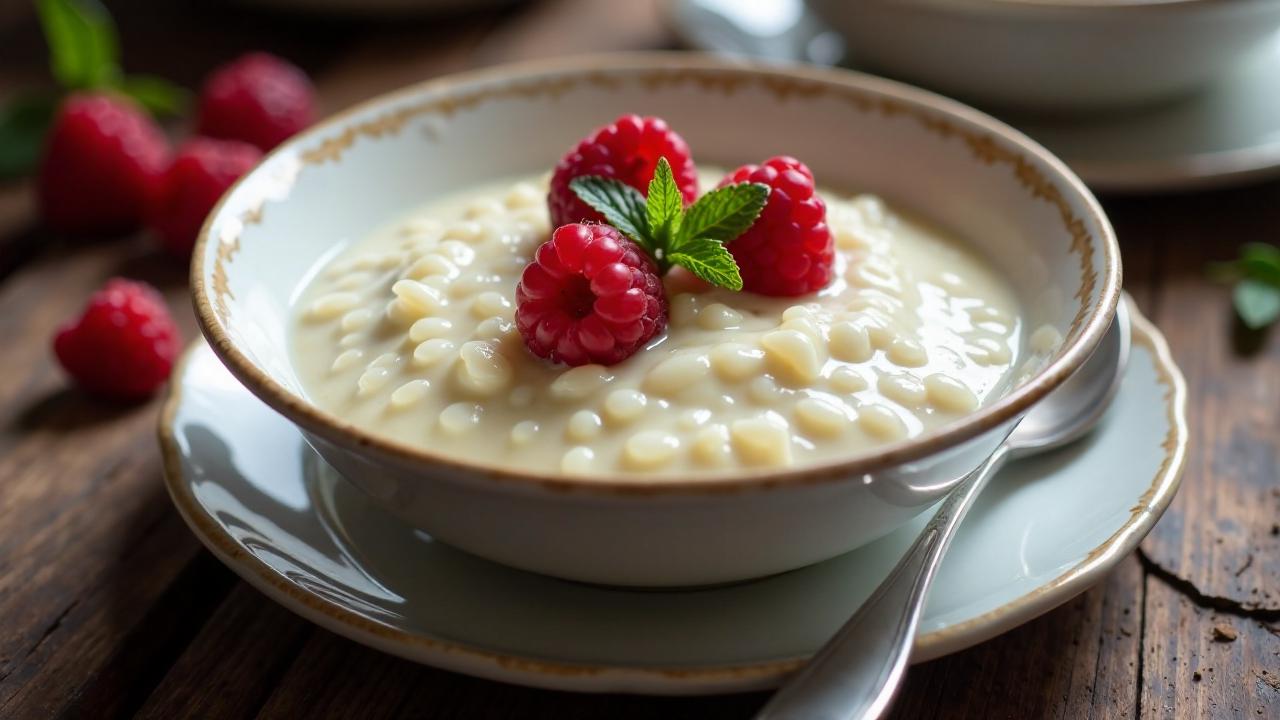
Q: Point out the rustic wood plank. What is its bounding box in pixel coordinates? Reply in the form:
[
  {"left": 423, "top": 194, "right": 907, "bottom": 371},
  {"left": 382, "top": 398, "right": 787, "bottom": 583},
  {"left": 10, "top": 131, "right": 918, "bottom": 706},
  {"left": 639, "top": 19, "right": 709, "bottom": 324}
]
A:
[
  {"left": 1140, "top": 572, "right": 1280, "bottom": 719},
  {"left": 134, "top": 584, "right": 314, "bottom": 719},
  {"left": 1112, "top": 182, "right": 1280, "bottom": 613}
]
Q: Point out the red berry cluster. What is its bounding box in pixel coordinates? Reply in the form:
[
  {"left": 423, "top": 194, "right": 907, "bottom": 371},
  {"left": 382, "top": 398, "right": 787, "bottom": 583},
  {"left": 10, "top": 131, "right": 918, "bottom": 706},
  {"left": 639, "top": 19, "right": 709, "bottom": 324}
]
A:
[
  {"left": 519, "top": 115, "right": 834, "bottom": 367},
  {"left": 41, "top": 52, "right": 315, "bottom": 400}
]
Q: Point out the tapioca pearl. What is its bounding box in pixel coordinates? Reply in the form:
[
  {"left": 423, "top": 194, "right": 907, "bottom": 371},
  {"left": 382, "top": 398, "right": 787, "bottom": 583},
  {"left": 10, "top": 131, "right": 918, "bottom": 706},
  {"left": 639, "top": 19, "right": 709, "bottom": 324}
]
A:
[
  {"left": 761, "top": 330, "right": 821, "bottom": 385},
  {"left": 849, "top": 262, "right": 900, "bottom": 293},
  {"left": 855, "top": 314, "right": 895, "bottom": 350},
  {"left": 510, "top": 420, "right": 539, "bottom": 446},
  {"left": 730, "top": 415, "right": 793, "bottom": 467},
  {"left": 676, "top": 408, "right": 712, "bottom": 431},
  {"left": 603, "top": 389, "right": 647, "bottom": 425},
  {"left": 443, "top": 220, "right": 485, "bottom": 244},
  {"left": 350, "top": 255, "right": 380, "bottom": 271},
  {"left": 330, "top": 348, "right": 365, "bottom": 373},
  {"left": 369, "top": 352, "right": 401, "bottom": 369},
  {"left": 566, "top": 410, "right": 604, "bottom": 442},
  {"left": 698, "top": 303, "right": 743, "bottom": 330},
  {"left": 549, "top": 364, "right": 614, "bottom": 402},
  {"left": 455, "top": 341, "right": 513, "bottom": 397},
  {"left": 471, "top": 291, "right": 512, "bottom": 319},
  {"left": 439, "top": 402, "right": 483, "bottom": 435},
  {"left": 780, "top": 316, "right": 824, "bottom": 344},
  {"left": 794, "top": 397, "right": 849, "bottom": 438},
  {"left": 561, "top": 446, "right": 595, "bottom": 475},
  {"left": 644, "top": 354, "right": 712, "bottom": 396},
  {"left": 338, "top": 333, "right": 363, "bottom": 348},
  {"left": 463, "top": 200, "right": 505, "bottom": 220},
  {"left": 401, "top": 217, "right": 443, "bottom": 239},
  {"left": 376, "top": 252, "right": 405, "bottom": 271},
  {"left": 450, "top": 273, "right": 503, "bottom": 300},
  {"left": 340, "top": 308, "right": 374, "bottom": 333},
  {"left": 858, "top": 403, "right": 907, "bottom": 441},
  {"left": 324, "top": 260, "right": 354, "bottom": 280},
  {"left": 509, "top": 385, "right": 534, "bottom": 407},
  {"left": 846, "top": 292, "right": 901, "bottom": 316},
  {"left": 409, "top": 317, "right": 454, "bottom": 343},
  {"left": 334, "top": 272, "right": 371, "bottom": 291},
  {"left": 438, "top": 240, "right": 476, "bottom": 266},
  {"left": 887, "top": 337, "right": 928, "bottom": 368},
  {"left": 852, "top": 195, "right": 887, "bottom": 224},
  {"left": 389, "top": 379, "right": 431, "bottom": 410},
  {"left": 748, "top": 375, "right": 786, "bottom": 404},
  {"left": 392, "top": 279, "right": 448, "bottom": 316},
  {"left": 828, "top": 321, "right": 872, "bottom": 362},
  {"left": 306, "top": 292, "right": 360, "bottom": 321},
  {"left": 670, "top": 293, "right": 701, "bottom": 326},
  {"left": 968, "top": 337, "right": 1012, "bottom": 366},
  {"left": 834, "top": 225, "right": 870, "bottom": 251},
  {"left": 473, "top": 316, "right": 515, "bottom": 342},
  {"left": 412, "top": 338, "right": 456, "bottom": 367},
  {"left": 924, "top": 374, "right": 979, "bottom": 413},
  {"left": 828, "top": 365, "right": 869, "bottom": 393},
  {"left": 404, "top": 254, "right": 458, "bottom": 281},
  {"left": 692, "top": 424, "right": 732, "bottom": 467},
  {"left": 710, "top": 343, "right": 765, "bottom": 382},
  {"left": 1029, "top": 324, "right": 1062, "bottom": 354},
  {"left": 623, "top": 431, "right": 680, "bottom": 470},
  {"left": 356, "top": 366, "right": 392, "bottom": 396},
  {"left": 781, "top": 305, "right": 815, "bottom": 322},
  {"left": 878, "top": 372, "right": 927, "bottom": 407},
  {"left": 504, "top": 183, "right": 542, "bottom": 209}
]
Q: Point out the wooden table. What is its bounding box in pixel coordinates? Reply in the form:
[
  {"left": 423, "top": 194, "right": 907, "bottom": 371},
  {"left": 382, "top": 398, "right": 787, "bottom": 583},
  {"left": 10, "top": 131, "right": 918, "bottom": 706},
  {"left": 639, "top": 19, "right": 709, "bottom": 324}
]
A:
[{"left": 2, "top": 1, "right": 1277, "bottom": 717}]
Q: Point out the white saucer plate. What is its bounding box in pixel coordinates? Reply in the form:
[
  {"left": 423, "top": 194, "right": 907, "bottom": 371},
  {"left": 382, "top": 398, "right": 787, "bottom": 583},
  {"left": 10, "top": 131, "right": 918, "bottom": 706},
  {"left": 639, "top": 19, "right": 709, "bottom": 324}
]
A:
[
  {"left": 160, "top": 305, "right": 1186, "bottom": 695},
  {"left": 665, "top": 0, "right": 1280, "bottom": 193}
]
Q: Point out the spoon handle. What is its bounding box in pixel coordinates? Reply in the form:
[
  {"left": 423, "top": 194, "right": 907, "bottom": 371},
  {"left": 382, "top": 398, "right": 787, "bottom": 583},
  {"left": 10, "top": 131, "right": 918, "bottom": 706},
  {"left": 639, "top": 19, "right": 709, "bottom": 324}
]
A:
[{"left": 755, "top": 446, "right": 1011, "bottom": 720}]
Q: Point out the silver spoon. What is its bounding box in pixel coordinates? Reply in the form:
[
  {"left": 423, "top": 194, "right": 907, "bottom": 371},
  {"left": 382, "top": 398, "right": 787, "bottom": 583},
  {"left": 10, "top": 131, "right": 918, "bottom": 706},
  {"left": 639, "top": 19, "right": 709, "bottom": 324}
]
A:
[{"left": 757, "top": 297, "right": 1132, "bottom": 720}]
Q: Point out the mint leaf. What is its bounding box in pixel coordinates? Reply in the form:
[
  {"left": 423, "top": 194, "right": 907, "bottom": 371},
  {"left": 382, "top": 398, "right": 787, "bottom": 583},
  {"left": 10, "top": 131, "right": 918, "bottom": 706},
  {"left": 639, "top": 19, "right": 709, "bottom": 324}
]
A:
[
  {"left": 118, "top": 75, "right": 190, "bottom": 117},
  {"left": 669, "top": 238, "right": 743, "bottom": 291},
  {"left": 568, "top": 176, "right": 650, "bottom": 250},
  {"left": 677, "top": 182, "right": 769, "bottom": 248},
  {"left": 645, "top": 157, "right": 683, "bottom": 247},
  {"left": 0, "top": 94, "right": 58, "bottom": 180},
  {"left": 37, "top": 0, "right": 121, "bottom": 89},
  {"left": 1235, "top": 279, "right": 1280, "bottom": 329},
  {"left": 1239, "top": 242, "right": 1280, "bottom": 286}
]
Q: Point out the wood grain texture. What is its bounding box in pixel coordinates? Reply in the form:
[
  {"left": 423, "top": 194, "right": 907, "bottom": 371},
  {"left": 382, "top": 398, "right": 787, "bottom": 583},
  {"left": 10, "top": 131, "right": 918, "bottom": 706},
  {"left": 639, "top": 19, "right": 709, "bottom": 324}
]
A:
[{"left": 0, "top": 0, "right": 1275, "bottom": 717}]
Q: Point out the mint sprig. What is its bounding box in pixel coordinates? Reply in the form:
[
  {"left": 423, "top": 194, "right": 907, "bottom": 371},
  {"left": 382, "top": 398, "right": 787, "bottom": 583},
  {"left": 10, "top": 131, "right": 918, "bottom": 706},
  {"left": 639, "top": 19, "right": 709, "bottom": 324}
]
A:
[
  {"left": 0, "top": 0, "right": 189, "bottom": 180},
  {"left": 569, "top": 157, "right": 768, "bottom": 291},
  {"left": 1212, "top": 242, "right": 1280, "bottom": 329}
]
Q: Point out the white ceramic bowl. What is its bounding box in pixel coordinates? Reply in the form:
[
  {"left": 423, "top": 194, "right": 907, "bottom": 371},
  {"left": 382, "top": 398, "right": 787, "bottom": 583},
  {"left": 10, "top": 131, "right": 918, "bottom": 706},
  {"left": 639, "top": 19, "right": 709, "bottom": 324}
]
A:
[
  {"left": 192, "top": 54, "right": 1121, "bottom": 587},
  {"left": 808, "top": 0, "right": 1280, "bottom": 113}
]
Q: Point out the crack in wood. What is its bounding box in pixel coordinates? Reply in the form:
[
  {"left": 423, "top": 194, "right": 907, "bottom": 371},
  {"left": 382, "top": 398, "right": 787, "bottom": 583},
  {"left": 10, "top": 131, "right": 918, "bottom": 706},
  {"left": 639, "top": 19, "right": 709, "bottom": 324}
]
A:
[{"left": 1137, "top": 547, "right": 1280, "bottom": 621}]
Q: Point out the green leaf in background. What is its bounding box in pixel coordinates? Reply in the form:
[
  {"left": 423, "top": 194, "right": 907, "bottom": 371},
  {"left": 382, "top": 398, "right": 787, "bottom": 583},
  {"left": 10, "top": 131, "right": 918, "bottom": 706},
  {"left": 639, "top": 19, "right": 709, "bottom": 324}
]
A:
[
  {"left": 1234, "top": 278, "right": 1280, "bottom": 330},
  {"left": 668, "top": 238, "right": 743, "bottom": 291},
  {"left": 1237, "top": 242, "right": 1280, "bottom": 287},
  {"left": 36, "top": 0, "right": 121, "bottom": 89},
  {"left": 568, "top": 176, "right": 651, "bottom": 250},
  {"left": 117, "top": 75, "right": 191, "bottom": 118},
  {"left": 0, "top": 94, "right": 59, "bottom": 180},
  {"left": 677, "top": 181, "right": 769, "bottom": 248},
  {"left": 645, "top": 157, "right": 683, "bottom": 247}
]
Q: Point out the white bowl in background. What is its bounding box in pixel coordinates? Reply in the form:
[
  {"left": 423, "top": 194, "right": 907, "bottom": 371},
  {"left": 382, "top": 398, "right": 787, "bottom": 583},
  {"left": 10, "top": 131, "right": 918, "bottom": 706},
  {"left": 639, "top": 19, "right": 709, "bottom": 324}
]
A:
[
  {"left": 808, "top": 0, "right": 1280, "bottom": 114},
  {"left": 192, "top": 54, "right": 1120, "bottom": 587}
]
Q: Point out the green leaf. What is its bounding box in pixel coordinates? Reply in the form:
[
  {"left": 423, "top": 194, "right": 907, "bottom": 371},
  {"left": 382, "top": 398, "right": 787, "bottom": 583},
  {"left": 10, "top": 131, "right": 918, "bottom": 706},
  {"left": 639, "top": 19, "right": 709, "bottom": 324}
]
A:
[
  {"left": 1238, "top": 242, "right": 1280, "bottom": 287},
  {"left": 569, "top": 176, "right": 651, "bottom": 250},
  {"left": 668, "top": 237, "right": 743, "bottom": 291},
  {"left": 0, "top": 94, "right": 59, "bottom": 180},
  {"left": 677, "top": 182, "right": 770, "bottom": 249},
  {"left": 118, "top": 75, "right": 191, "bottom": 117},
  {"left": 37, "top": 0, "right": 121, "bottom": 89},
  {"left": 645, "top": 157, "right": 683, "bottom": 247},
  {"left": 1234, "top": 278, "right": 1280, "bottom": 329}
]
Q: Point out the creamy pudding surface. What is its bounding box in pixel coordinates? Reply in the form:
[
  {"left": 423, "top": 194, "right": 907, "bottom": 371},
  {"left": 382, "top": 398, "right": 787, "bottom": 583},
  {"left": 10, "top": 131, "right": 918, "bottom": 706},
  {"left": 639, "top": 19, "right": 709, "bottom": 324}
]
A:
[{"left": 290, "top": 173, "right": 1027, "bottom": 477}]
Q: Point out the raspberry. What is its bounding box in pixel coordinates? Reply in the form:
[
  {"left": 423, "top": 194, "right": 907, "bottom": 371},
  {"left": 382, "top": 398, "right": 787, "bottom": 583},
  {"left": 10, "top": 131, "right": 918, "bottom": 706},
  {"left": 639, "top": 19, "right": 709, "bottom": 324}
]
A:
[
  {"left": 548, "top": 114, "right": 698, "bottom": 228},
  {"left": 720, "top": 156, "right": 833, "bottom": 296},
  {"left": 516, "top": 224, "right": 668, "bottom": 366},
  {"left": 149, "top": 138, "right": 262, "bottom": 258},
  {"left": 37, "top": 94, "right": 170, "bottom": 236},
  {"left": 196, "top": 52, "right": 316, "bottom": 152},
  {"left": 53, "top": 278, "right": 180, "bottom": 400}
]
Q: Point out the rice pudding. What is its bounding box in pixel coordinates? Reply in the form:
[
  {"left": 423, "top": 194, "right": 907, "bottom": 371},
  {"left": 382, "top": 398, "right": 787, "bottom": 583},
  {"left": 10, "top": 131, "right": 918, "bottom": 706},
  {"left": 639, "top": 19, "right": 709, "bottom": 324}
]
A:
[{"left": 290, "top": 174, "right": 1024, "bottom": 477}]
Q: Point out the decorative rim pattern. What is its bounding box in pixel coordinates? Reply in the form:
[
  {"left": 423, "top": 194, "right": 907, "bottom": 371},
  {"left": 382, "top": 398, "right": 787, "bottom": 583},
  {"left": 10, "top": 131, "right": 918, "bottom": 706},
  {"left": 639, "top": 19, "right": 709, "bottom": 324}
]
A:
[
  {"left": 158, "top": 298, "right": 1186, "bottom": 694},
  {"left": 190, "top": 53, "right": 1122, "bottom": 494}
]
